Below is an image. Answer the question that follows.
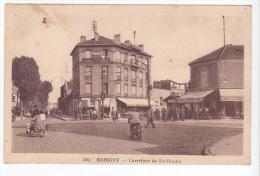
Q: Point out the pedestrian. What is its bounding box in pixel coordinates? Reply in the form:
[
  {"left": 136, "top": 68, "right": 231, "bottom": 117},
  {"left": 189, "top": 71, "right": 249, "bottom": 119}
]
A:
[
  {"left": 93, "top": 109, "right": 97, "bottom": 120},
  {"left": 176, "top": 106, "right": 180, "bottom": 121},
  {"left": 111, "top": 107, "right": 116, "bottom": 122},
  {"left": 181, "top": 106, "right": 186, "bottom": 121},
  {"left": 144, "top": 107, "right": 155, "bottom": 128},
  {"left": 162, "top": 107, "right": 167, "bottom": 122}
]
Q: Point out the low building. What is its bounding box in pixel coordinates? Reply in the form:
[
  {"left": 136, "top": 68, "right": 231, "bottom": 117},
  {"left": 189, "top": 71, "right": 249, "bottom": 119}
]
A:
[
  {"left": 154, "top": 80, "right": 186, "bottom": 114},
  {"left": 151, "top": 88, "right": 171, "bottom": 110},
  {"left": 178, "top": 44, "right": 244, "bottom": 119}
]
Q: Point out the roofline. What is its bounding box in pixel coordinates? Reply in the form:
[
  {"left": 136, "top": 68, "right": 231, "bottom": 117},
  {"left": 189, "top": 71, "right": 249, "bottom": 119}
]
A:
[
  {"left": 71, "top": 44, "right": 152, "bottom": 57},
  {"left": 188, "top": 44, "right": 243, "bottom": 65},
  {"left": 70, "top": 43, "right": 152, "bottom": 57}
]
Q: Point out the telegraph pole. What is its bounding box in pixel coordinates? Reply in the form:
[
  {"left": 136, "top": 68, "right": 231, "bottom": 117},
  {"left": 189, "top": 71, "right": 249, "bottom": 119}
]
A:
[{"left": 223, "top": 15, "right": 226, "bottom": 46}]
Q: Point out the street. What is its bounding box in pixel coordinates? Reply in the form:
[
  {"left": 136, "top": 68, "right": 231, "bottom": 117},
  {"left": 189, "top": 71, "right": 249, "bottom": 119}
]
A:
[{"left": 12, "top": 117, "right": 243, "bottom": 155}]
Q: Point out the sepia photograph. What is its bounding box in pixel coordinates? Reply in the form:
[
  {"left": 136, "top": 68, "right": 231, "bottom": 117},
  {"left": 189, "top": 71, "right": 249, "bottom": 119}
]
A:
[{"left": 4, "top": 4, "right": 251, "bottom": 164}]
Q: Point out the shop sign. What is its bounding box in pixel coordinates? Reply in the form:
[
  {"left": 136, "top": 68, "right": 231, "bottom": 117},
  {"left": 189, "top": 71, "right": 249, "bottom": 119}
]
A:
[{"left": 220, "top": 96, "right": 243, "bottom": 101}]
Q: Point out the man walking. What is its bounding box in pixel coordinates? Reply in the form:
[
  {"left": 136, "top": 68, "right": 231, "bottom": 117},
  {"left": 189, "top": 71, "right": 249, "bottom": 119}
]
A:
[
  {"left": 181, "top": 106, "right": 186, "bottom": 121},
  {"left": 144, "top": 107, "right": 155, "bottom": 128},
  {"left": 161, "top": 107, "right": 167, "bottom": 122},
  {"left": 111, "top": 107, "right": 116, "bottom": 122}
]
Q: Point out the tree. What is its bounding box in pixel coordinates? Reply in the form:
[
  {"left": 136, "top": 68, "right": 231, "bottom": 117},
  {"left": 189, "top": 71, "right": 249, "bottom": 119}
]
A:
[
  {"left": 38, "top": 81, "right": 53, "bottom": 108},
  {"left": 12, "top": 56, "right": 41, "bottom": 105}
]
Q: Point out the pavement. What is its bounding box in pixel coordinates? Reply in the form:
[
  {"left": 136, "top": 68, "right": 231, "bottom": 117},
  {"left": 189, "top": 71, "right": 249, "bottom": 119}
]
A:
[{"left": 208, "top": 133, "right": 243, "bottom": 155}]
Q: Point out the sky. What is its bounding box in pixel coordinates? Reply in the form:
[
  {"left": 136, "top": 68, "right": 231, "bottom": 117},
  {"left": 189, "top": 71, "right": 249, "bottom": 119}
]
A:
[{"left": 5, "top": 5, "right": 251, "bottom": 103}]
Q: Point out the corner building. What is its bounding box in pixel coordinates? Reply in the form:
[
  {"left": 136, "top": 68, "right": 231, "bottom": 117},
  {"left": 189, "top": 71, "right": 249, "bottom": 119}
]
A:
[
  {"left": 70, "top": 33, "right": 152, "bottom": 119},
  {"left": 178, "top": 45, "right": 244, "bottom": 119}
]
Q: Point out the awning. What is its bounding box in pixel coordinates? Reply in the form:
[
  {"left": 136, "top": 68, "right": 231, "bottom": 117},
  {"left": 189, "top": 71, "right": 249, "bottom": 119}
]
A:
[
  {"left": 177, "top": 90, "right": 215, "bottom": 103},
  {"left": 117, "top": 98, "right": 148, "bottom": 107},
  {"left": 219, "top": 89, "right": 243, "bottom": 101}
]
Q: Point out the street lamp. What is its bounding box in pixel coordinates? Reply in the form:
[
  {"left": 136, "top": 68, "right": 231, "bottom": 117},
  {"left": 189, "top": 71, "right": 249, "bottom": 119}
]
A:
[{"left": 100, "top": 73, "right": 106, "bottom": 119}]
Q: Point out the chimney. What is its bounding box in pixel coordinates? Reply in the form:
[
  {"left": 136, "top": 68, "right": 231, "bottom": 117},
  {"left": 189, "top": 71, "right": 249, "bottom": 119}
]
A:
[
  {"left": 124, "top": 40, "right": 131, "bottom": 46},
  {"left": 94, "top": 32, "right": 99, "bottom": 41},
  {"left": 80, "top": 35, "right": 86, "bottom": 43},
  {"left": 113, "top": 34, "right": 121, "bottom": 43},
  {"left": 138, "top": 44, "right": 144, "bottom": 51}
]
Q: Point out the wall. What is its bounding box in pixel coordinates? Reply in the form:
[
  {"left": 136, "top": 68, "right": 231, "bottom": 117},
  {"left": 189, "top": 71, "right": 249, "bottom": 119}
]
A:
[
  {"left": 190, "top": 60, "right": 218, "bottom": 91},
  {"left": 220, "top": 59, "right": 244, "bottom": 88}
]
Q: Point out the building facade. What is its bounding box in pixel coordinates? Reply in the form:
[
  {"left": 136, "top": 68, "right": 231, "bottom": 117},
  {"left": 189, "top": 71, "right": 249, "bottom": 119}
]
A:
[
  {"left": 154, "top": 80, "right": 186, "bottom": 115},
  {"left": 70, "top": 32, "right": 152, "bottom": 119},
  {"left": 178, "top": 44, "right": 244, "bottom": 119},
  {"left": 58, "top": 80, "right": 73, "bottom": 115}
]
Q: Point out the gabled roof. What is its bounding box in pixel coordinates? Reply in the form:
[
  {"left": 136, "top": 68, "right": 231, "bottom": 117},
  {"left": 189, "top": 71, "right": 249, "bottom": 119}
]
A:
[
  {"left": 70, "top": 35, "right": 151, "bottom": 57},
  {"left": 189, "top": 45, "right": 244, "bottom": 65}
]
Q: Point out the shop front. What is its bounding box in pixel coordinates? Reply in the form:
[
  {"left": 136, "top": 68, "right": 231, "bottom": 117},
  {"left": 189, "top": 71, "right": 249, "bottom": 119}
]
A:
[
  {"left": 218, "top": 89, "right": 243, "bottom": 119},
  {"left": 177, "top": 89, "right": 218, "bottom": 119},
  {"left": 116, "top": 98, "right": 149, "bottom": 118}
]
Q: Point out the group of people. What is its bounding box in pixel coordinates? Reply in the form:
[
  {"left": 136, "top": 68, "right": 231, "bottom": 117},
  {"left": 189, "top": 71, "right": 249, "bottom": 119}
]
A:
[
  {"left": 153, "top": 106, "right": 187, "bottom": 122},
  {"left": 28, "top": 105, "right": 48, "bottom": 136}
]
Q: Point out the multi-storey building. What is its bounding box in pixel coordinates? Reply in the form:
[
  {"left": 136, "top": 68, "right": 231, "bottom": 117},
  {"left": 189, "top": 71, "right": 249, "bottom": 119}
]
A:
[
  {"left": 70, "top": 32, "right": 152, "bottom": 118},
  {"left": 178, "top": 44, "right": 244, "bottom": 118}
]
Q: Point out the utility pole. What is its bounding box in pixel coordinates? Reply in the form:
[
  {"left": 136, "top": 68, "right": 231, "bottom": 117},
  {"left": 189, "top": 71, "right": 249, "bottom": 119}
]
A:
[
  {"left": 223, "top": 15, "right": 226, "bottom": 46},
  {"left": 133, "top": 31, "right": 136, "bottom": 45},
  {"left": 147, "top": 57, "right": 152, "bottom": 110}
]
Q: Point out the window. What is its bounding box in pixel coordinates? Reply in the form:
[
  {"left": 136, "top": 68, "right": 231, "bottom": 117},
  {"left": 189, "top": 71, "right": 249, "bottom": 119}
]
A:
[
  {"left": 116, "top": 83, "right": 121, "bottom": 95},
  {"left": 101, "top": 49, "right": 108, "bottom": 60},
  {"left": 91, "top": 50, "right": 101, "bottom": 58},
  {"left": 130, "top": 55, "right": 136, "bottom": 65},
  {"left": 85, "top": 83, "right": 92, "bottom": 94},
  {"left": 131, "top": 70, "right": 136, "bottom": 82},
  {"left": 124, "top": 53, "right": 128, "bottom": 64},
  {"left": 120, "top": 53, "right": 124, "bottom": 63},
  {"left": 102, "top": 83, "right": 108, "bottom": 95},
  {"left": 84, "top": 66, "right": 92, "bottom": 79},
  {"left": 143, "top": 57, "right": 147, "bottom": 66},
  {"left": 102, "top": 66, "right": 108, "bottom": 78},
  {"left": 139, "top": 71, "right": 143, "bottom": 83},
  {"left": 131, "top": 85, "right": 136, "bottom": 96},
  {"left": 80, "top": 50, "right": 91, "bottom": 60},
  {"left": 124, "top": 84, "right": 128, "bottom": 96},
  {"left": 200, "top": 69, "right": 209, "bottom": 88},
  {"left": 139, "top": 86, "right": 143, "bottom": 97},
  {"left": 139, "top": 57, "right": 143, "bottom": 67},
  {"left": 124, "top": 68, "right": 128, "bottom": 81},
  {"left": 116, "top": 67, "right": 121, "bottom": 80},
  {"left": 115, "top": 51, "right": 120, "bottom": 62}
]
